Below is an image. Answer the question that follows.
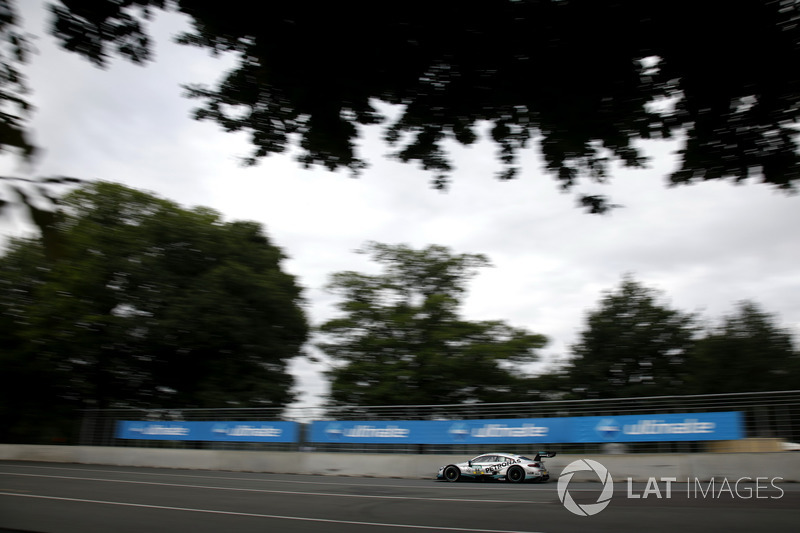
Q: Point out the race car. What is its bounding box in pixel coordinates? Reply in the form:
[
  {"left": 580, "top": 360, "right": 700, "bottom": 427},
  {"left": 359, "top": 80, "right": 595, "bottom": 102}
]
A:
[{"left": 436, "top": 451, "right": 556, "bottom": 483}]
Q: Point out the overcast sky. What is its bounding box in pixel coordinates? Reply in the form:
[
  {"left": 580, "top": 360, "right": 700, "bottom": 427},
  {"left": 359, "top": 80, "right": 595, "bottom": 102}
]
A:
[{"left": 3, "top": 2, "right": 799, "bottom": 411}]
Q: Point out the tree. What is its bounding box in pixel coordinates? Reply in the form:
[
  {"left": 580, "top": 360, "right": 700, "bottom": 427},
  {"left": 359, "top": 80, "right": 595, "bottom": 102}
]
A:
[
  {"left": 0, "top": 240, "right": 73, "bottom": 443},
  {"left": 318, "top": 242, "right": 547, "bottom": 407},
  {"left": 0, "top": 181, "right": 308, "bottom": 442},
  {"left": 39, "top": 0, "right": 800, "bottom": 212},
  {"left": 0, "top": 0, "right": 34, "bottom": 159},
  {"left": 563, "top": 276, "right": 698, "bottom": 398},
  {"left": 685, "top": 301, "right": 799, "bottom": 394}
]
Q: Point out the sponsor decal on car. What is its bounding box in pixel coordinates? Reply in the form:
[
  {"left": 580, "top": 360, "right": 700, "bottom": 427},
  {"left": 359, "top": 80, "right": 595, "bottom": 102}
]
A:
[{"left": 485, "top": 458, "right": 523, "bottom": 473}]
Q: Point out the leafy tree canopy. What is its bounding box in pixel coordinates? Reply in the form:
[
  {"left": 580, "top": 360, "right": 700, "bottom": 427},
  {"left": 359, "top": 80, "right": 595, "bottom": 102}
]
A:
[
  {"left": 686, "top": 301, "right": 799, "bottom": 394},
  {"left": 0, "top": 0, "right": 34, "bottom": 159},
  {"left": 534, "top": 279, "right": 799, "bottom": 399},
  {"left": 563, "top": 275, "right": 699, "bottom": 398},
  {"left": 0, "top": 181, "right": 308, "bottom": 441},
  {"left": 318, "top": 242, "right": 547, "bottom": 408},
  {"left": 42, "top": 0, "right": 800, "bottom": 212}
]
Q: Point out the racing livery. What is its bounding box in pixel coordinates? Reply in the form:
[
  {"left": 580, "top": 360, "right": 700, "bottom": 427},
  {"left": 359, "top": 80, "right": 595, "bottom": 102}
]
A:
[{"left": 436, "top": 451, "right": 555, "bottom": 483}]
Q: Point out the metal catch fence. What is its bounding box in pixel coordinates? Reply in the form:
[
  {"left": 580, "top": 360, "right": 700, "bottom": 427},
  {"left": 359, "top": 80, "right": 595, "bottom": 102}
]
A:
[{"left": 78, "top": 390, "right": 800, "bottom": 455}]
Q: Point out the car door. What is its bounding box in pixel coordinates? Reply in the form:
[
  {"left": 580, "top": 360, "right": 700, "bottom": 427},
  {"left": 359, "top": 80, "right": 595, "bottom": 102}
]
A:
[
  {"left": 469, "top": 455, "right": 496, "bottom": 475},
  {"left": 486, "top": 454, "right": 515, "bottom": 475},
  {"left": 473, "top": 455, "right": 504, "bottom": 475}
]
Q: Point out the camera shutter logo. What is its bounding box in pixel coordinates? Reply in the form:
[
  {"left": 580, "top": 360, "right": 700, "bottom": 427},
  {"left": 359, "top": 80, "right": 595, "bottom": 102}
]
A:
[{"left": 557, "top": 459, "right": 614, "bottom": 516}]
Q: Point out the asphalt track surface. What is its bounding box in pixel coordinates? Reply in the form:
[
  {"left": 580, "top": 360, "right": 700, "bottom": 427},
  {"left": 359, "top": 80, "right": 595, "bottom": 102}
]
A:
[{"left": 0, "top": 461, "right": 798, "bottom": 533}]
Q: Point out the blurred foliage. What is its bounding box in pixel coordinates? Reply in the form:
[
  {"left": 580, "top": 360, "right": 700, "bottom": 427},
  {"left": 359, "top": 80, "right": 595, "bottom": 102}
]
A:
[
  {"left": 318, "top": 242, "right": 548, "bottom": 408},
  {"left": 42, "top": 0, "right": 800, "bottom": 212},
  {"left": 0, "top": 0, "right": 34, "bottom": 159},
  {"left": 0, "top": 175, "right": 84, "bottom": 260},
  {"left": 685, "top": 301, "right": 800, "bottom": 394},
  {"left": 530, "top": 277, "right": 800, "bottom": 399},
  {"left": 0, "top": 181, "right": 308, "bottom": 443},
  {"left": 561, "top": 276, "right": 699, "bottom": 398}
]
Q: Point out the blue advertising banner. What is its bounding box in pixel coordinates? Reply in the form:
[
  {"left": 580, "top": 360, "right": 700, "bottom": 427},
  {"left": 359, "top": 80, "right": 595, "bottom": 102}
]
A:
[
  {"left": 308, "top": 412, "right": 743, "bottom": 444},
  {"left": 116, "top": 412, "right": 744, "bottom": 444},
  {"left": 569, "top": 411, "right": 743, "bottom": 443},
  {"left": 116, "top": 421, "right": 298, "bottom": 442},
  {"left": 309, "top": 418, "right": 568, "bottom": 444}
]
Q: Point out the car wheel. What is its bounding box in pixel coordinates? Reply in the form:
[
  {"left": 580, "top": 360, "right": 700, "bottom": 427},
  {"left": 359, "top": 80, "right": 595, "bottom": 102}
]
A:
[
  {"left": 506, "top": 466, "right": 525, "bottom": 483},
  {"left": 443, "top": 465, "right": 461, "bottom": 482}
]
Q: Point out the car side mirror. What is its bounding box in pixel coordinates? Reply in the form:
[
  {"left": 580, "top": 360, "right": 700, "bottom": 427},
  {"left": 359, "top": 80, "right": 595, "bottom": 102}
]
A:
[{"left": 468, "top": 460, "right": 472, "bottom": 467}]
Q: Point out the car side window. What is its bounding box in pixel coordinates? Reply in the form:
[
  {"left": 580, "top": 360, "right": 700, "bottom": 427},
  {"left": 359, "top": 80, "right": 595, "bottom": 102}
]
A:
[{"left": 472, "top": 455, "right": 492, "bottom": 463}]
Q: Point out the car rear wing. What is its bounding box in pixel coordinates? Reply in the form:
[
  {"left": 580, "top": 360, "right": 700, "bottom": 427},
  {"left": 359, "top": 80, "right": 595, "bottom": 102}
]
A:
[{"left": 534, "top": 451, "right": 556, "bottom": 460}]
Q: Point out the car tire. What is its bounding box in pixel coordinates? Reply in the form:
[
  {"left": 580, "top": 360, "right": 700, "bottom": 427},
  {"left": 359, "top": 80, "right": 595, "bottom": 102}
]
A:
[
  {"left": 506, "top": 466, "right": 525, "bottom": 483},
  {"left": 443, "top": 465, "right": 461, "bottom": 482}
]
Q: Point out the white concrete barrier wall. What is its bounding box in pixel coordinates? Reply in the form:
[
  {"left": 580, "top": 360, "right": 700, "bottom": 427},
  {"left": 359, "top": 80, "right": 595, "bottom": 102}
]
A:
[{"left": 1, "top": 445, "right": 798, "bottom": 481}]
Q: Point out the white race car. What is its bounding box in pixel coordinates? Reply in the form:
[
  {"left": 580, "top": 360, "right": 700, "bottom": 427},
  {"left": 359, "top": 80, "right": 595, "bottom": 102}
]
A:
[{"left": 436, "top": 451, "right": 555, "bottom": 483}]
